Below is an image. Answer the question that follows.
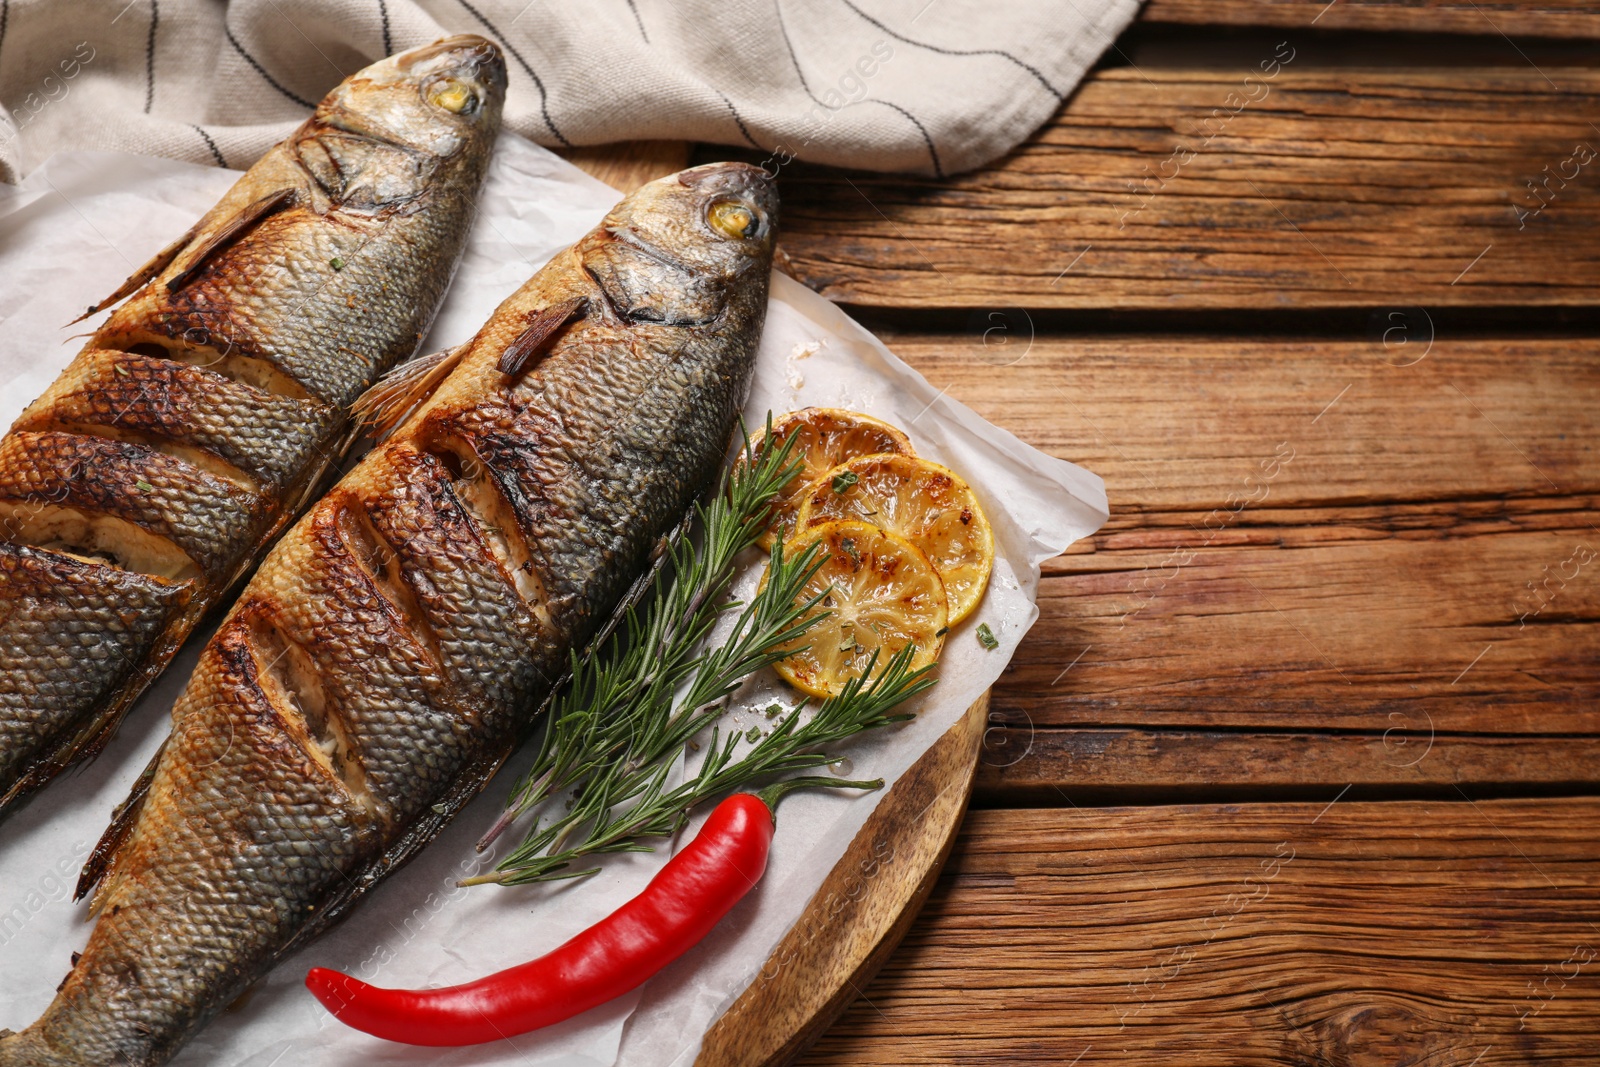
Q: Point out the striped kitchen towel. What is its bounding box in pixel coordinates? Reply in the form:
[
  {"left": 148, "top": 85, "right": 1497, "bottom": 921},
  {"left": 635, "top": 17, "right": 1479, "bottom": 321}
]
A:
[{"left": 0, "top": 0, "right": 1139, "bottom": 182}]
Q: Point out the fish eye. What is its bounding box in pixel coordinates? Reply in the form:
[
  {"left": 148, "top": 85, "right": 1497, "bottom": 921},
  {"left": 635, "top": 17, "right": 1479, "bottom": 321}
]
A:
[
  {"left": 707, "top": 200, "right": 761, "bottom": 241},
  {"left": 427, "top": 78, "right": 479, "bottom": 115}
]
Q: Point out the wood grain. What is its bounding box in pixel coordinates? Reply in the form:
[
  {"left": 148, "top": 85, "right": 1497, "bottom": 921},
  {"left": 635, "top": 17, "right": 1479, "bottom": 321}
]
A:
[
  {"left": 1141, "top": 0, "right": 1600, "bottom": 38},
  {"left": 696, "top": 696, "right": 987, "bottom": 1067},
  {"left": 875, "top": 335, "right": 1599, "bottom": 791},
  {"left": 885, "top": 335, "right": 1600, "bottom": 509},
  {"left": 720, "top": 68, "right": 1600, "bottom": 310},
  {"left": 800, "top": 799, "right": 1600, "bottom": 1065},
  {"left": 1018, "top": 522, "right": 1599, "bottom": 734}
]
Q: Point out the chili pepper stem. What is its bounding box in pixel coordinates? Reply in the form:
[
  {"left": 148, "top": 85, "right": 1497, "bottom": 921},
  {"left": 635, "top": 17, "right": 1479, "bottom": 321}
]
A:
[{"left": 755, "top": 776, "right": 883, "bottom": 814}]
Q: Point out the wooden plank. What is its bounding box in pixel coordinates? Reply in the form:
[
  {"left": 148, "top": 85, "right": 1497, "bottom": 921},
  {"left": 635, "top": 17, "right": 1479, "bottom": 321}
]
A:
[
  {"left": 1012, "top": 517, "right": 1600, "bottom": 735},
  {"left": 886, "top": 336, "right": 1600, "bottom": 509},
  {"left": 883, "top": 335, "right": 1599, "bottom": 787},
  {"left": 1141, "top": 0, "right": 1600, "bottom": 38},
  {"left": 696, "top": 697, "right": 986, "bottom": 1067},
  {"left": 799, "top": 799, "right": 1600, "bottom": 1065},
  {"left": 737, "top": 68, "right": 1600, "bottom": 310}
]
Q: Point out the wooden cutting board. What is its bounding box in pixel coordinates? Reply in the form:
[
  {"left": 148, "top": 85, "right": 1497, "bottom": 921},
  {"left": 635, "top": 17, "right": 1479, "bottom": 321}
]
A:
[
  {"left": 562, "top": 142, "right": 988, "bottom": 1066},
  {"left": 694, "top": 695, "right": 987, "bottom": 1067}
]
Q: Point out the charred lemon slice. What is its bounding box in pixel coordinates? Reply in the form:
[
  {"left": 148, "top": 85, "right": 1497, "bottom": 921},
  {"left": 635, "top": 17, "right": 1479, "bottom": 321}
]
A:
[
  {"left": 795, "top": 454, "right": 994, "bottom": 625},
  {"left": 737, "top": 408, "right": 914, "bottom": 551},
  {"left": 766, "top": 520, "right": 948, "bottom": 699}
]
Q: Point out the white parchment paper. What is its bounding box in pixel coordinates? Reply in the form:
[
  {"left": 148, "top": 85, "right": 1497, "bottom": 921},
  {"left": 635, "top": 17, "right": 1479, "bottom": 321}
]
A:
[{"left": 0, "top": 134, "right": 1107, "bottom": 1067}]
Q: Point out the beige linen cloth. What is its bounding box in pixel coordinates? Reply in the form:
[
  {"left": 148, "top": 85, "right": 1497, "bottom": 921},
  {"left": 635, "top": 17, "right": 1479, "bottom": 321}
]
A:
[{"left": 0, "top": 0, "right": 1138, "bottom": 183}]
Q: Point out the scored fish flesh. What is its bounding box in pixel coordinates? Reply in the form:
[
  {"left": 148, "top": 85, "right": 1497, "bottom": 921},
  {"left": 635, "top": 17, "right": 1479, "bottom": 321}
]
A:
[
  {"left": 0, "top": 37, "right": 506, "bottom": 819},
  {"left": 0, "top": 161, "right": 778, "bottom": 1066}
]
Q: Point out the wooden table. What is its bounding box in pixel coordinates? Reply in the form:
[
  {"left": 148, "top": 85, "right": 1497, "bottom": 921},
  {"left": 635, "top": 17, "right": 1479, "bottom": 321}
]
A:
[{"left": 585, "top": 4, "right": 1600, "bottom": 1061}]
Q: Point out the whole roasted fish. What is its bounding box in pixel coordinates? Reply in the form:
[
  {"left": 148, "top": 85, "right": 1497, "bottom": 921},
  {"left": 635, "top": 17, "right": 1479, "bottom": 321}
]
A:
[
  {"left": 0, "top": 162, "right": 778, "bottom": 1066},
  {"left": 0, "top": 37, "right": 506, "bottom": 818}
]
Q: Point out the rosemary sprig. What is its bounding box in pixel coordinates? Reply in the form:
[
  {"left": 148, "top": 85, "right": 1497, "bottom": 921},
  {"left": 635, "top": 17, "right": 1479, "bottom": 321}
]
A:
[
  {"left": 465, "top": 418, "right": 938, "bottom": 888},
  {"left": 475, "top": 416, "right": 808, "bottom": 853},
  {"left": 466, "top": 646, "right": 933, "bottom": 886}
]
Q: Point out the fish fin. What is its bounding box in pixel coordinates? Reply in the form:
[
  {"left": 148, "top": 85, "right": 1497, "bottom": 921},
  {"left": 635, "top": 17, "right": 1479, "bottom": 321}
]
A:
[
  {"left": 75, "top": 739, "right": 166, "bottom": 905},
  {"left": 70, "top": 223, "right": 199, "bottom": 324},
  {"left": 497, "top": 296, "right": 586, "bottom": 378},
  {"left": 165, "top": 187, "right": 299, "bottom": 295},
  {"left": 351, "top": 342, "right": 469, "bottom": 438}
]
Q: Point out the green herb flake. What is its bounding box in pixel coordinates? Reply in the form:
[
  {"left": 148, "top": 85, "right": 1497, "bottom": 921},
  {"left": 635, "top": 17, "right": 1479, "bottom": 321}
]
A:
[
  {"left": 746, "top": 726, "right": 761, "bottom": 742},
  {"left": 329, "top": 257, "right": 346, "bottom": 271},
  {"left": 831, "top": 470, "right": 859, "bottom": 493},
  {"left": 134, "top": 480, "right": 155, "bottom": 493},
  {"left": 976, "top": 623, "right": 999, "bottom": 650},
  {"left": 935, "top": 626, "right": 949, "bottom": 638},
  {"left": 765, "top": 704, "right": 783, "bottom": 719},
  {"left": 840, "top": 536, "right": 861, "bottom": 566}
]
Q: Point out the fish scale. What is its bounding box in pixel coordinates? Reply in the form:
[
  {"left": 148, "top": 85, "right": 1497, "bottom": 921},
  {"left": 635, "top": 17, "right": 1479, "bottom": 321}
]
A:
[
  {"left": 0, "top": 160, "right": 778, "bottom": 1066},
  {"left": 0, "top": 37, "right": 507, "bottom": 818},
  {"left": 360, "top": 444, "right": 552, "bottom": 719},
  {"left": 0, "top": 547, "right": 187, "bottom": 786},
  {"left": 260, "top": 500, "right": 463, "bottom": 818},
  {"left": 0, "top": 432, "right": 267, "bottom": 580},
  {"left": 14, "top": 350, "right": 336, "bottom": 491}
]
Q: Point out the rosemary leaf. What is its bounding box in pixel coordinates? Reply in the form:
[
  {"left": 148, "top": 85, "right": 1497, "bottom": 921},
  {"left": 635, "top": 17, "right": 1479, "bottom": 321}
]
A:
[
  {"left": 466, "top": 417, "right": 938, "bottom": 888},
  {"left": 475, "top": 414, "right": 807, "bottom": 854},
  {"left": 468, "top": 646, "right": 932, "bottom": 886}
]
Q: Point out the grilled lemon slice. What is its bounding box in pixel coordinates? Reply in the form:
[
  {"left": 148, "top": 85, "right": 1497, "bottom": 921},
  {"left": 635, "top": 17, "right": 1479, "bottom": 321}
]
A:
[
  {"left": 766, "top": 520, "right": 947, "bottom": 699},
  {"left": 795, "top": 453, "right": 994, "bottom": 625},
  {"left": 737, "top": 407, "right": 914, "bottom": 550}
]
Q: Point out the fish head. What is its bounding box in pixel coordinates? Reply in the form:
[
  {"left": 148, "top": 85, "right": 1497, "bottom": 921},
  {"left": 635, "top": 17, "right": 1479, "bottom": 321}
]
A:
[
  {"left": 311, "top": 35, "right": 507, "bottom": 163},
  {"left": 584, "top": 162, "right": 779, "bottom": 326}
]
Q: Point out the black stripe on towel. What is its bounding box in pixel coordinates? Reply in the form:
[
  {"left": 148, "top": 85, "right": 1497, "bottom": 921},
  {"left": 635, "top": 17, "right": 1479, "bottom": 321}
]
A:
[
  {"left": 378, "top": 0, "right": 393, "bottom": 56},
  {"left": 226, "top": 23, "right": 315, "bottom": 109},
  {"left": 453, "top": 0, "right": 572, "bottom": 147},
  {"left": 772, "top": 0, "right": 944, "bottom": 178},
  {"left": 834, "top": 0, "right": 1065, "bottom": 100},
  {"left": 144, "top": 0, "right": 159, "bottom": 114},
  {"left": 869, "top": 99, "right": 944, "bottom": 178},
  {"left": 715, "top": 89, "right": 762, "bottom": 149},
  {"left": 192, "top": 125, "right": 227, "bottom": 168},
  {"left": 624, "top": 0, "right": 649, "bottom": 43}
]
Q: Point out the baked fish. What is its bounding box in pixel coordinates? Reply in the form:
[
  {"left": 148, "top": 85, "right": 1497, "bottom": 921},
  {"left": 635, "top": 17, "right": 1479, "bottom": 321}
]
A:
[
  {"left": 0, "top": 36, "right": 506, "bottom": 818},
  {"left": 0, "top": 161, "right": 778, "bottom": 1066}
]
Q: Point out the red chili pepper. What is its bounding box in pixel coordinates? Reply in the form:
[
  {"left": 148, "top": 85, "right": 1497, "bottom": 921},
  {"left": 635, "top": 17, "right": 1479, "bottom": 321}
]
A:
[{"left": 305, "top": 776, "right": 878, "bottom": 1047}]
